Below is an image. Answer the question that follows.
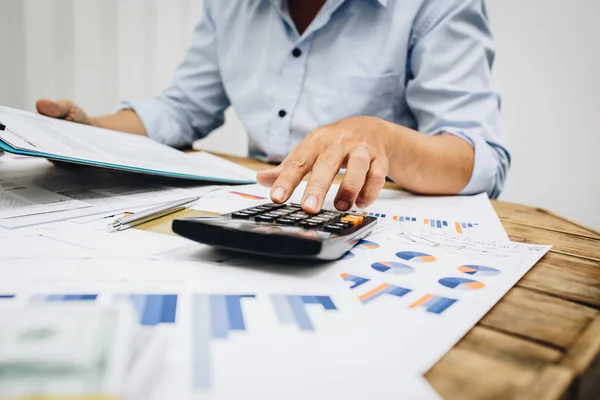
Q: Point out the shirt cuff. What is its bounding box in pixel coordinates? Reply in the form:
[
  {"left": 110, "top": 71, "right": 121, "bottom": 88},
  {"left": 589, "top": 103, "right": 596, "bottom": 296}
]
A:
[
  {"left": 115, "top": 98, "right": 193, "bottom": 148},
  {"left": 435, "top": 128, "right": 500, "bottom": 197}
]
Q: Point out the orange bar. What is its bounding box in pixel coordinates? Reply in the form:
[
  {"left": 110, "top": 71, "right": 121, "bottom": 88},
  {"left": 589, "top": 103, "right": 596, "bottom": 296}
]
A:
[
  {"left": 455, "top": 222, "right": 463, "bottom": 234},
  {"left": 358, "top": 283, "right": 389, "bottom": 302},
  {"left": 424, "top": 219, "right": 429, "bottom": 225},
  {"left": 393, "top": 216, "right": 398, "bottom": 221},
  {"left": 410, "top": 294, "right": 433, "bottom": 309},
  {"left": 341, "top": 273, "right": 349, "bottom": 278}
]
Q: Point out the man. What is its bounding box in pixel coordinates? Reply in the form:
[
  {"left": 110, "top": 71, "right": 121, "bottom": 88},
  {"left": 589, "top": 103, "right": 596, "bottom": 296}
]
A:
[{"left": 36, "top": 0, "right": 509, "bottom": 214}]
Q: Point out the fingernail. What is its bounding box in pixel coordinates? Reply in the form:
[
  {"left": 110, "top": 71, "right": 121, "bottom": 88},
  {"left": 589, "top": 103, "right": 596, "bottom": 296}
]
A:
[
  {"left": 356, "top": 201, "right": 366, "bottom": 208},
  {"left": 335, "top": 200, "right": 350, "bottom": 211},
  {"left": 272, "top": 187, "right": 286, "bottom": 202},
  {"left": 304, "top": 195, "right": 318, "bottom": 212}
]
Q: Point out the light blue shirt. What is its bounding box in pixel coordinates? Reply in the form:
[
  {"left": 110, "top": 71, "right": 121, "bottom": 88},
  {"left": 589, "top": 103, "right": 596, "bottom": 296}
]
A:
[{"left": 121, "top": 0, "right": 510, "bottom": 198}]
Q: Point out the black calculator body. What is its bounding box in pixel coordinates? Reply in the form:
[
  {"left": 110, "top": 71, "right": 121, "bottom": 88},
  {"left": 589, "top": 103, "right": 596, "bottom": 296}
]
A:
[{"left": 172, "top": 203, "right": 377, "bottom": 260}]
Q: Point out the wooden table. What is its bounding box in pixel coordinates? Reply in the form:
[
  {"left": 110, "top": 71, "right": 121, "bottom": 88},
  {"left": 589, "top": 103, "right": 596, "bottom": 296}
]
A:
[{"left": 215, "top": 153, "right": 600, "bottom": 400}]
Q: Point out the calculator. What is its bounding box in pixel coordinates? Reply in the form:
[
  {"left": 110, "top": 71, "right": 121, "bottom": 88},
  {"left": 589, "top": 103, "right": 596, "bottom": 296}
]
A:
[{"left": 172, "top": 203, "right": 378, "bottom": 260}]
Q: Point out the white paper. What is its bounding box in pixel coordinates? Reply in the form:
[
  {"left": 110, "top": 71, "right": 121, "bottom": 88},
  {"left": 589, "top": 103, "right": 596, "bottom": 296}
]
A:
[
  {"left": 325, "top": 226, "right": 551, "bottom": 374},
  {"left": 0, "top": 258, "right": 437, "bottom": 399},
  {"left": 0, "top": 106, "right": 254, "bottom": 184},
  {"left": 0, "top": 158, "right": 221, "bottom": 228},
  {"left": 197, "top": 183, "right": 509, "bottom": 242}
]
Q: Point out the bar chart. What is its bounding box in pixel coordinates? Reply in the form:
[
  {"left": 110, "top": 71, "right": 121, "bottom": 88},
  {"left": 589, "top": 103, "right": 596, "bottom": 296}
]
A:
[
  {"left": 30, "top": 294, "right": 98, "bottom": 302},
  {"left": 117, "top": 294, "right": 178, "bottom": 326},
  {"left": 271, "top": 294, "right": 337, "bottom": 331}
]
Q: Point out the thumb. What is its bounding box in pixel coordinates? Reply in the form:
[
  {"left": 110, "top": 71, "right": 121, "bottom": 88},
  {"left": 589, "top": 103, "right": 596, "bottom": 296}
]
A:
[
  {"left": 36, "top": 99, "right": 91, "bottom": 125},
  {"left": 256, "top": 164, "right": 284, "bottom": 187}
]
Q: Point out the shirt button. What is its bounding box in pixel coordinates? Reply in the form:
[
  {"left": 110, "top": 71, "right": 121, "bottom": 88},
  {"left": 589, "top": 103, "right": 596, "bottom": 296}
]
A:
[
  {"left": 292, "top": 48, "right": 302, "bottom": 58},
  {"left": 278, "top": 110, "right": 287, "bottom": 118}
]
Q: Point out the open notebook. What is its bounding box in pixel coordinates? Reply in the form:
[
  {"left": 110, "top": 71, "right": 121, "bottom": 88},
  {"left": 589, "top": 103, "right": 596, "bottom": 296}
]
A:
[{"left": 0, "top": 106, "right": 255, "bottom": 185}]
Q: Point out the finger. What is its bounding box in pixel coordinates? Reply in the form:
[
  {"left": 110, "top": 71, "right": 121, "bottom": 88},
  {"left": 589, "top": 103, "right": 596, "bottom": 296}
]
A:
[
  {"left": 301, "top": 145, "right": 346, "bottom": 214},
  {"left": 270, "top": 148, "right": 316, "bottom": 204},
  {"left": 36, "top": 99, "right": 90, "bottom": 124},
  {"left": 355, "top": 158, "right": 388, "bottom": 208},
  {"left": 256, "top": 164, "right": 284, "bottom": 187},
  {"left": 36, "top": 99, "right": 70, "bottom": 118},
  {"left": 334, "top": 146, "right": 371, "bottom": 211}
]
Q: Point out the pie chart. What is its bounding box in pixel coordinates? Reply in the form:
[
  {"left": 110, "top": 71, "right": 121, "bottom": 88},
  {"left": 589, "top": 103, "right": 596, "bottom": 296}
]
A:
[
  {"left": 371, "top": 261, "right": 414, "bottom": 275},
  {"left": 458, "top": 265, "right": 500, "bottom": 277},
  {"left": 355, "top": 239, "right": 380, "bottom": 250},
  {"left": 395, "top": 251, "right": 436, "bottom": 263},
  {"left": 439, "top": 277, "right": 485, "bottom": 291}
]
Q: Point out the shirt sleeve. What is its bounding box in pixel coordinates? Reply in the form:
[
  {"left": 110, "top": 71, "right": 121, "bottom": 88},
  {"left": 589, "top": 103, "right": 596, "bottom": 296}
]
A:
[
  {"left": 117, "top": 0, "right": 229, "bottom": 148},
  {"left": 406, "top": 0, "right": 511, "bottom": 198}
]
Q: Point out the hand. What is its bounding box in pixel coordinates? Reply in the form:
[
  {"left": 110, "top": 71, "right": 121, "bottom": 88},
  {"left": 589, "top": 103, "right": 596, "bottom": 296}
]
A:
[
  {"left": 36, "top": 99, "right": 93, "bottom": 125},
  {"left": 257, "top": 116, "right": 393, "bottom": 214}
]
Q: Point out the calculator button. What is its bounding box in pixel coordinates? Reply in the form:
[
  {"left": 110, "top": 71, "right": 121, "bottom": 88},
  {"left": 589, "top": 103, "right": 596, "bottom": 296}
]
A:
[
  {"left": 277, "top": 218, "right": 297, "bottom": 225},
  {"left": 335, "top": 222, "right": 353, "bottom": 229},
  {"left": 232, "top": 212, "right": 251, "bottom": 219},
  {"left": 299, "top": 221, "right": 318, "bottom": 228},
  {"left": 255, "top": 215, "right": 275, "bottom": 223},
  {"left": 324, "top": 225, "right": 344, "bottom": 233},
  {"left": 341, "top": 215, "right": 364, "bottom": 225},
  {"left": 263, "top": 203, "right": 286, "bottom": 209}
]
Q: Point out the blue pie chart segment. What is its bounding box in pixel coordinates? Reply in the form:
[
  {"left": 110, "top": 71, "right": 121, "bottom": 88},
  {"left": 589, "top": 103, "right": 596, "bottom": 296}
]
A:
[
  {"left": 371, "top": 261, "right": 414, "bottom": 275},
  {"left": 355, "top": 240, "right": 380, "bottom": 250},
  {"left": 396, "top": 251, "right": 437, "bottom": 263},
  {"left": 439, "top": 277, "right": 485, "bottom": 291},
  {"left": 458, "top": 265, "right": 500, "bottom": 277}
]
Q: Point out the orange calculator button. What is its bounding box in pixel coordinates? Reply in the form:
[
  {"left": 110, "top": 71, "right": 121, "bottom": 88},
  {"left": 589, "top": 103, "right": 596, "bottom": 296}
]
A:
[{"left": 341, "top": 215, "right": 364, "bottom": 225}]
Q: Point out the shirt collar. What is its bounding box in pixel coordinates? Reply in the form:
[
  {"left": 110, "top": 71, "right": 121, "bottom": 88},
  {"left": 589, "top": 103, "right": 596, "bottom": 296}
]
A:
[{"left": 268, "top": 0, "right": 388, "bottom": 8}]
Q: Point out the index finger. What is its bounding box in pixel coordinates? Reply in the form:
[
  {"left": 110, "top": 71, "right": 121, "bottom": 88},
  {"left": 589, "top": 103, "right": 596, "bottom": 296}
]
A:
[{"left": 270, "top": 146, "right": 317, "bottom": 204}]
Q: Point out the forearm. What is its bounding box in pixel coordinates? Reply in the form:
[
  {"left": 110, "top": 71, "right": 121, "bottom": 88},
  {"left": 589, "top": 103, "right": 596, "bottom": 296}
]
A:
[
  {"left": 90, "top": 110, "right": 147, "bottom": 136},
  {"left": 384, "top": 122, "right": 474, "bottom": 195}
]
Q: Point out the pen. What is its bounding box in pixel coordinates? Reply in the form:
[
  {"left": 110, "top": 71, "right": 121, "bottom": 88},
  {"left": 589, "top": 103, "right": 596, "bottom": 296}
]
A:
[{"left": 107, "top": 196, "right": 199, "bottom": 232}]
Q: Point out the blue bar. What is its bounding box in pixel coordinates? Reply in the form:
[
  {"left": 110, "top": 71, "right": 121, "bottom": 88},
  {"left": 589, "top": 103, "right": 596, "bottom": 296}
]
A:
[
  {"left": 43, "top": 294, "right": 97, "bottom": 302},
  {"left": 343, "top": 274, "right": 370, "bottom": 289},
  {"left": 300, "top": 295, "right": 336, "bottom": 310},
  {"left": 209, "top": 295, "right": 229, "bottom": 338},
  {"left": 142, "top": 295, "right": 163, "bottom": 326},
  {"left": 381, "top": 214, "right": 386, "bottom": 218},
  {"left": 436, "top": 220, "right": 442, "bottom": 228},
  {"left": 386, "top": 286, "right": 412, "bottom": 297},
  {"left": 0, "top": 295, "right": 15, "bottom": 299},
  {"left": 160, "top": 295, "right": 178, "bottom": 324},
  {"left": 271, "top": 294, "right": 295, "bottom": 324},
  {"left": 192, "top": 295, "right": 211, "bottom": 390},
  {"left": 412, "top": 217, "right": 416, "bottom": 222},
  {"left": 273, "top": 295, "right": 337, "bottom": 331},
  {"left": 430, "top": 220, "right": 435, "bottom": 228},
  {"left": 226, "top": 295, "right": 255, "bottom": 331},
  {"left": 461, "top": 223, "right": 467, "bottom": 228},
  {"left": 443, "top": 221, "right": 448, "bottom": 227},
  {"left": 468, "top": 223, "right": 473, "bottom": 228},
  {"left": 399, "top": 216, "right": 404, "bottom": 222},
  {"left": 427, "top": 297, "right": 457, "bottom": 314},
  {"left": 288, "top": 296, "right": 314, "bottom": 330}
]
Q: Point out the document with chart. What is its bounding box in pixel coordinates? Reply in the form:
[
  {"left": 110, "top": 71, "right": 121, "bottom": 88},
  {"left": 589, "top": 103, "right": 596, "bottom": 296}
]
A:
[{"left": 0, "top": 106, "right": 255, "bottom": 184}]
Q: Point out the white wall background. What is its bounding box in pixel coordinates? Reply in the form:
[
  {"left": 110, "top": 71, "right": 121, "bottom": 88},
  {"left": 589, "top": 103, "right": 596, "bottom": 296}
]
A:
[{"left": 0, "top": 0, "right": 598, "bottom": 230}]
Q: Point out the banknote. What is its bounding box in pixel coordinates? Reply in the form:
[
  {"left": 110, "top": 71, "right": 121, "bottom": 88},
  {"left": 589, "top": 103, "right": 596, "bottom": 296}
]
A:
[{"left": 0, "top": 303, "right": 136, "bottom": 400}]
